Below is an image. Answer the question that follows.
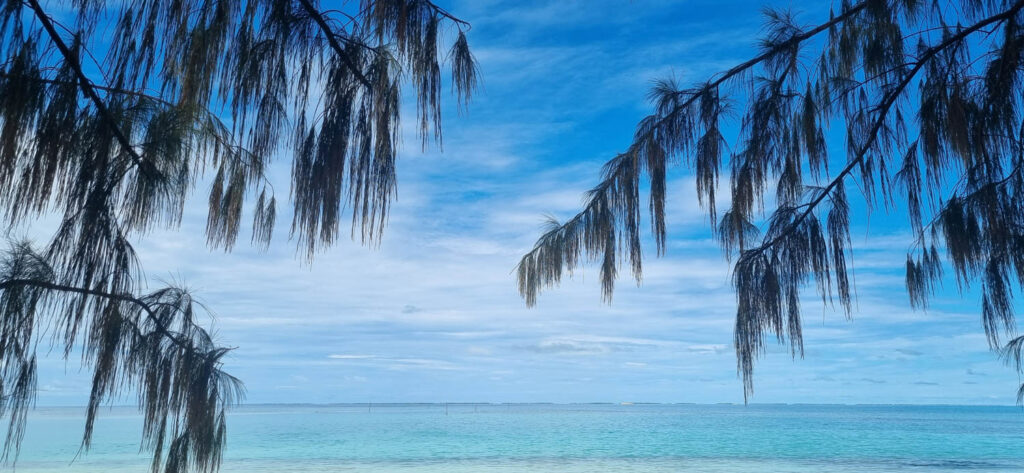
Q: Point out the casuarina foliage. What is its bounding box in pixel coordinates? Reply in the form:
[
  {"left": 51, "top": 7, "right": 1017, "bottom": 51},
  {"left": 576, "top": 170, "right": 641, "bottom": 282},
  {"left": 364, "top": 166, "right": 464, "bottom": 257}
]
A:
[
  {"left": 518, "top": 0, "right": 1024, "bottom": 402},
  {"left": 0, "top": 0, "right": 477, "bottom": 471}
]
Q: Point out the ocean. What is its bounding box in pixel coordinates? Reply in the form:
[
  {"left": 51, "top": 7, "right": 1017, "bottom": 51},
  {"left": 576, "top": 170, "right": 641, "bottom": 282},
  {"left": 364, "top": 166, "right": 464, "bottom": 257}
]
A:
[{"left": 9, "top": 404, "right": 1024, "bottom": 472}]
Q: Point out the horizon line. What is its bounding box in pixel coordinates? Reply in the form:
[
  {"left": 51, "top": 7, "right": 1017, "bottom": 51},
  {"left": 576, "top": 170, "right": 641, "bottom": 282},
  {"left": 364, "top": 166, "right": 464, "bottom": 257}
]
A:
[{"left": 30, "top": 401, "right": 1024, "bottom": 409}]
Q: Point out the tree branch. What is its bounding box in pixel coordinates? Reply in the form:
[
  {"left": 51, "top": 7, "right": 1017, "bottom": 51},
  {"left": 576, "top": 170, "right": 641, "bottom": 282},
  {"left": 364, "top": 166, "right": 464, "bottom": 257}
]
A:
[
  {"left": 0, "top": 70, "right": 174, "bottom": 106},
  {"left": 0, "top": 70, "right": 279, "bottom": 196},
  {"left": 745, "top": 0, "right": 1024, "bottom": 260},
  {"left": 25, "top": 0, "right": 147, "bottom": 169},
  {"left": 424, "top": 0, "right": 471, "bottom": 29},
  {"left": 0, "top": 278, "right": 198, "bottom": 353},
  {"left": 518, "top": 1, "right": 870, "bottom": 267},
  {"left": 297, "top": 0, "right": 374, "bottom": 89}
]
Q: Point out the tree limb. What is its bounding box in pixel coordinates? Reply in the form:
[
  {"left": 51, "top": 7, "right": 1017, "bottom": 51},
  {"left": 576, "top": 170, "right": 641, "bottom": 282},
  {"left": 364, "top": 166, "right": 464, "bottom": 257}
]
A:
[
  {"left": 424, "top": 0, "right": 471, "bottom": 29},
  {"left": 0, "top": 278, "right": 200, "bottom": 353},
  {"left": 25, "top": 0, "right": 147, "bottom": 169},
  {"left": 518, "top": 0, "right": 870, "bottom": 268},
  {"left": 297, "top": 0, "right": 374, "bottom": 89},
  {"left": 746, "top": 0, "right": 1024, "bottom": 260}
]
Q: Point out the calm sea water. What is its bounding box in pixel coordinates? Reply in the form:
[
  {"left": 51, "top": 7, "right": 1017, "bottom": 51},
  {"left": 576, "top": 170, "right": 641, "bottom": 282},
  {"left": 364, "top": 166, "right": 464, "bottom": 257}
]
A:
[{"left": 9, "top": 404, "right": 1024, "bottom": 472}]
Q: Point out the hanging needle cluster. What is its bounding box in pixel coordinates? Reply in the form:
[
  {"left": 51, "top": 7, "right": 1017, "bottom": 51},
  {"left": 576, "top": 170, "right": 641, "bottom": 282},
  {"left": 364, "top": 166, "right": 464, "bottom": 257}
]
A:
[
  {"left": 0, "top": 0, "right": 476, "bottom": 471},
  {"left": 517, "top": 0, "right": 1024, "bottom": 402}
]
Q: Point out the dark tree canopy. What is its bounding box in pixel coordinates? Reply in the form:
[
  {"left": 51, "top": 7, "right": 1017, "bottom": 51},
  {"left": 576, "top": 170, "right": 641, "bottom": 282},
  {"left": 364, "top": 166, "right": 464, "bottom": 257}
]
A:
[
  {"left": 0, "top": 0, "right": 476, "bottom": 472},
  {"left": 518, "top": 0, "right": 1024, "bottom": 402}
]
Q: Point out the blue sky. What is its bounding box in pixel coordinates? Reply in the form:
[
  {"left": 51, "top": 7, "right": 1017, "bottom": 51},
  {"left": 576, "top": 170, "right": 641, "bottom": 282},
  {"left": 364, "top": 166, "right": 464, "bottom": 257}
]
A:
[{"left": 30, "top": 0, "right": 1024, "bottom": 405}]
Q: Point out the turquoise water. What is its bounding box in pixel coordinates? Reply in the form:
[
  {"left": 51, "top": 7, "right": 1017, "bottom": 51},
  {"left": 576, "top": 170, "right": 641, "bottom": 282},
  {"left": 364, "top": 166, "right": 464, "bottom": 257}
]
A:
[{"left": 10, "top": 404, "right": 1024, "bottom": 472}]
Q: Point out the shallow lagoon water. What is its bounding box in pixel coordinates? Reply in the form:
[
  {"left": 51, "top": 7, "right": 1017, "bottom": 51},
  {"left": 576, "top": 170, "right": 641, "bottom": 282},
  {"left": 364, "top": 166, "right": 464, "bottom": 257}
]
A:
[{"left": 11, "top": 404, "right": 1024, "bottom": 472}]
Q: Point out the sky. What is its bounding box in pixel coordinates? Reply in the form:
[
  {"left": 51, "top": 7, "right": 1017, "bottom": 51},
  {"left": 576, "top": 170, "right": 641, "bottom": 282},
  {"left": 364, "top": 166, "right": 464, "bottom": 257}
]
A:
[{"left": 29, "top": 0, "right": 1024, "bottom": 406}]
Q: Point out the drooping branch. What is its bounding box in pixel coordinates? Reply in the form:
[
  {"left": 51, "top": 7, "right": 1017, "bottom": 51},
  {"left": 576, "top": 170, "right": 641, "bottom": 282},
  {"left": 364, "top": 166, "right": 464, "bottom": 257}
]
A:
[
  {"left": 25, "top": 0, "right": 147, "bottom": 169},
  {"left": 0, "top": 69, "right": 270, "bottom": 183},
  {"left": 744, "top": 2, "right": 1024, "bottom": 262},
  {"left": 423, "top": 0, "right": 471, "bottom": 29},
  {"left": 289, "top": 0, "right": 478, "bottom": 256},
  {"left": 297, "top": 0, "right": 374, "bottom": 88},
  {"left": 519, "top": 0, "right": 1024, "bottom": 403},
  {"left": 731, "top": 2, "right": 1024, "bottom": 401},
  {"left": 0, "top": 278, "right": 197, "bottom": 352},
  {"left": 0, "top": 241, "right": 241, "bottom": 473},
  {"left": 516, "top": 0, "right": 871, "bottom": 306}
]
